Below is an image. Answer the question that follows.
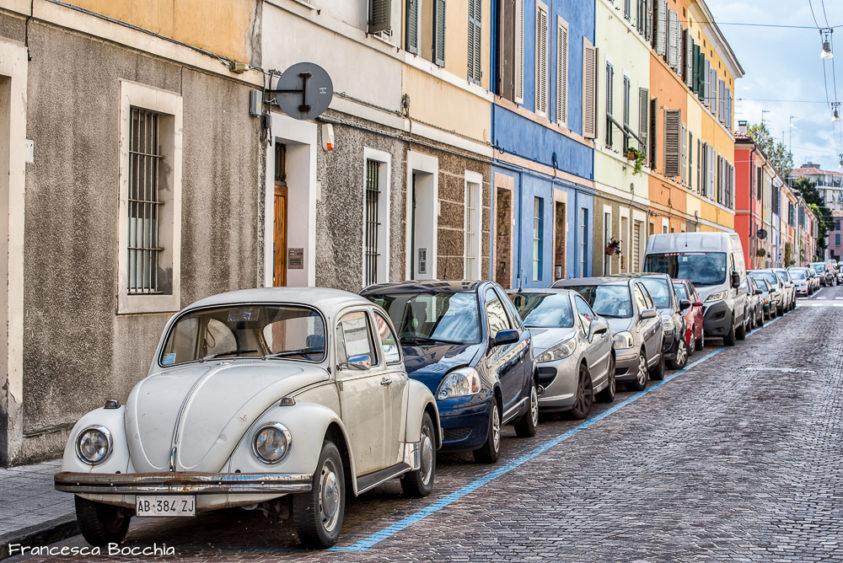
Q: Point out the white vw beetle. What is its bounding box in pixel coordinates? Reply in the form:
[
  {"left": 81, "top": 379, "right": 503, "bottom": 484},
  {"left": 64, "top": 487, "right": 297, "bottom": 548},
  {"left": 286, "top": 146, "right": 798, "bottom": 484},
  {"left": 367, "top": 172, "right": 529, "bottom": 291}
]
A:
[{"left": 55, "top": 288, "right": 441, "bottom": 548}]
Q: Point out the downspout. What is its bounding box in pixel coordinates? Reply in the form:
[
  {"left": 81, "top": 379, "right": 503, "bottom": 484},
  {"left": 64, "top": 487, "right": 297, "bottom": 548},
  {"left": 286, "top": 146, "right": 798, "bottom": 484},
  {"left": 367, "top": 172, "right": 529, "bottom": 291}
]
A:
[{"left": 490, "top": 0, "right": 497, "bottom": 282}]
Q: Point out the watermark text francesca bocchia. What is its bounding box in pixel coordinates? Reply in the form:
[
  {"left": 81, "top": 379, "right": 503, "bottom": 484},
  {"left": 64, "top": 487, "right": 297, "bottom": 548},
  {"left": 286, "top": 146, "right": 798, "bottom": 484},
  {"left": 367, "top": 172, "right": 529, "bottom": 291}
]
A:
[{"left": 7, "top": 542, "right": 175, "bottom": 558}]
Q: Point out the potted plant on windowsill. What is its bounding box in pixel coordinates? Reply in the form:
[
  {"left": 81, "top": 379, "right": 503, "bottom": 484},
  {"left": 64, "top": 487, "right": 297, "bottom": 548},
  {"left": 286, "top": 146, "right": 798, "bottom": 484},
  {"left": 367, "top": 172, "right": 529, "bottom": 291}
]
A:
[
  {"left": 756, "top": 248, "right": 767, "bottom": 258},
  {"left": 625, "top": 147, "right": 646, "bottom": 175},
  {"left": 605, "top": 238, "right": 622, "bottom": 256}
]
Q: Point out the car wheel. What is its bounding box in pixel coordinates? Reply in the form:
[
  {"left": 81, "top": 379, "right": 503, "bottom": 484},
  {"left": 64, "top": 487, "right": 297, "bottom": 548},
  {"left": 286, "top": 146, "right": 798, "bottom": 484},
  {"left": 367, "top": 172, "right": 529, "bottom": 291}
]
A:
[
  {"left": 628, "top": 351, "right": 649, "bottom": 391},
  {"left": 401, "top": 412, "right": 436, "bottom": 498},
  {"left": 723, "top": 317, "right": 736, "bottom": 346},
  {"left": 695, "top": 329, "right": 704, "bottom": 351},
  {"left": 568, "top": 363, "right": 594, "bottom": 420},
  {"left": 75, "top": 495, "right": 131, "bottom": 547},
  {"left": 736, "top": 316, "right": 747, "bottom": 341},
  {"left": 596, "top": 354, "right": 616, "bottom": 403},
  {"left": 514, "top": 381, "right": 539, "bottom": 437},
  {"left": 669, "top": 337, "right": 688, "bottom": 369},
  {"left": 687, "top": 334, "right": 696, "bottom": 355},
  {"left": 473, "top": 401, "right": 501, "bottom": 464},
  {"left": 293, "top": 440, "right": 345, "bottom": 548}
]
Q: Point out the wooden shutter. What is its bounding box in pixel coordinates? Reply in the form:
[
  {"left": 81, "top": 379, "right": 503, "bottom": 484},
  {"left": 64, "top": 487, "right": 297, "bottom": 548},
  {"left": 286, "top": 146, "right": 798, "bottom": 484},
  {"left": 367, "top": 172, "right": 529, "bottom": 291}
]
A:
[
  {"left": 663, "top": 109, "right": 681, "bottom": 178},
  {"left": 638, "top": 87, "right": 649, "bottom": 152},
  {"left": 649, "top": 97, "right": 658, "bottom": 169},
  {"left": 556, "top": 19, "right": 569, "bottom": 126},
  {"left": 406, "top": 0, "right": 418, "bottom": 53},
  {"left": 666, "top": 10, "right": 675, "bottom": 68},
  {"left": 535, "top": 4, "right": 548, "bottom": 114},
  {"left": 694, "top": 45, "right": 702, "bottom": 97},
  {"left": 582, "top": 40, "right": 598, "bottom": 139},
  {"left": 435, "top": 0, "right": 447, "bottom": 68},
  {"left": 515, "top": 0, "right": 524, "bottom": 102},
  {"left": 369, "top": 0, "right": 392, "bottom": 33},
  {"left": 708, "top": 145, "right": 715, "bottom": 197},
  {"left": 680, "top": 124, "right": 686, "bottom": 184},
  {"left": 684, "top": 32, "right": 693, "bottom": 87},
  {"left": 656, "top": 0, "right": 666, "bottom": 56},
  {"left": 499, "top": 0, "right": 514, "bottom": 99},
  {"left": 645, "top": 0, "right": 653, "bottom": 41},
  {"left": 623, "top": 75, "right": 630, "bottom": 128}
]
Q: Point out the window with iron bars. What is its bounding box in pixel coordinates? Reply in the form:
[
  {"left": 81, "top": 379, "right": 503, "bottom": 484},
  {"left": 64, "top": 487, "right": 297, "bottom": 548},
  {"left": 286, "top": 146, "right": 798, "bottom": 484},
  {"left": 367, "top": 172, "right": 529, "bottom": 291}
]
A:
[
  {"left": 128, "top": 107, "right": 164, "bottom": 294},
  {"left": 365, "top": 159, "right": 381, "bottom": 286}
]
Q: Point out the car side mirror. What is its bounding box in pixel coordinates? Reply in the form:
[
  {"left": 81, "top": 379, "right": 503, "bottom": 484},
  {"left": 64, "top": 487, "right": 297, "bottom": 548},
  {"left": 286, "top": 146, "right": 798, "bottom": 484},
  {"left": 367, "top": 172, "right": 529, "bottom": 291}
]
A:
[
  {"left": 731, "top": 272, "right": 741, "bottom": 288},
  {"left": 640, "top": 308, "right": 657, "bottom": 320},
  {"left": 590, "top": 320, "right": 609, "bottom": 337},
  {"left": 679, "top": 299, "right": 691, "bottom": 311},
  {"left": 693, "top": 301, "right": 704, "bottom": 308},
  {"left": 492, "top": 329, "right": 519, "bottom": 347},
  {"left": 347, "top": 354, "right": 371, "bottom": 370},
  {"left": 754, "top": 289, "right": 763, "bottom": 295}
]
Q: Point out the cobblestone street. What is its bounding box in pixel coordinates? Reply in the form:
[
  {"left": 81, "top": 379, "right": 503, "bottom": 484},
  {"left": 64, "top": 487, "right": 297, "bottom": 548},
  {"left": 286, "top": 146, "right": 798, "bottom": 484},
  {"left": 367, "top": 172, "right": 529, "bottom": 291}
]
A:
[{"left": 16, "top": 290, "right": 842, "bottom": 562}]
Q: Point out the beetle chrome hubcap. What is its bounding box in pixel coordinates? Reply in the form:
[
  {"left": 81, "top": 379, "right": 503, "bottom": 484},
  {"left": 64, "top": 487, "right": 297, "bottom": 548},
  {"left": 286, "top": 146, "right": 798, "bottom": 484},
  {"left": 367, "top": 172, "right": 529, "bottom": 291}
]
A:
[
  {"left": 319, "top": 459, "right": 340, "bottom": 532},
  {"left": 420, "top": 429, "right": 434, "bottom": 484}
]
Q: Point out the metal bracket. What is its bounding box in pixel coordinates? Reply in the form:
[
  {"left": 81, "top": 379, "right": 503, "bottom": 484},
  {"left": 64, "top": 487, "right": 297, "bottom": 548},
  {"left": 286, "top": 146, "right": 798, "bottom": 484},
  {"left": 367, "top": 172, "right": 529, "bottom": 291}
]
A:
[{"left": 266, "top": 72, "right": 312, "bottom": 113}]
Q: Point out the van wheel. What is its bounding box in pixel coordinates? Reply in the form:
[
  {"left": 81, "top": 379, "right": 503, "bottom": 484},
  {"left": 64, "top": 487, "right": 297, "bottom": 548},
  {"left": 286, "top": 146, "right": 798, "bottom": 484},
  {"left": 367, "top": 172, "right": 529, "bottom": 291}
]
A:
[
  {"left": 723, "top": 317, "right": 736, "bottom": 346},
  {"left": 736, "top": 317, "right": 747, "bottom": 340}
]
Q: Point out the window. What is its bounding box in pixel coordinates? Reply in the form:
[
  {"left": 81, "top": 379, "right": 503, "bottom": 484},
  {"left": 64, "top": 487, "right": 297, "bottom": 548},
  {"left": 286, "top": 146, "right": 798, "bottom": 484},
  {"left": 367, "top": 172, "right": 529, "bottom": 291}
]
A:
[
  {"left": 624, "top": 0, "right": 631, "bottom": 20},
  {"left": 582, "top": 39, "right": 598, "bottom": 139},
  {"left": 663, "top": 109, "right": 682, "bottom": 177},
  {"left": 580, "top": 208, "right": 588, "bottom": 276},
  {"left": 363, "top": 149, "right": 391, "bottom": 286},
  {"left": 118, "top": 80, "right": 182, "bottom": 314},
  {"left": 535, "top": 3, "right": 549, "bottom": 116},
  {"left": 688, "top": 131, "right": 693, "bottom": 189},
  {"left": 485, "top": 288, "right": 512, "bottom": 334},
  {"left": 605, "top": 62, "right": 614, "bottom": 148},
  {"left": 573, "top": 296, "right": 595, "bottom": 333},
  {"left": 622, "top": 76, "right": 631, "bottom": 134},
  {"left": 464, "top": 175, "right": 482, "bottom": 280},
  {"left": 369, "top": 0, "right": 392, "bottom": 34},
  {"left": 632, "top": 283, "right": 649, "bottom": 313},
  {"left": 533, "top": 197, "right": 544, "bottom": 281},
  {"left": 336, "top": 311, "right": 377, "bottom": 369},
  {"left": 556, "top": 17, "right": 569, "bottom": 127},
  {"left": 638, "top": 88, "right": 649, "bottom": 155},
  {"left": 603, "top": 211, "right": 612, "bottom": 275},
  {"left": 405, "top": 0, "right": 419, "bottom": 53},
  {"left": 418, "top": 0, "right": 446, "bottom": 66},
  {"left": 498, "top": 0, "right": 524, "bottom": 103},
  {"left": 467, "top": 0, "right": 480, "bottom": 78},
  {"left": 374, "top": 312, "right": 401, "bottom": 364}
]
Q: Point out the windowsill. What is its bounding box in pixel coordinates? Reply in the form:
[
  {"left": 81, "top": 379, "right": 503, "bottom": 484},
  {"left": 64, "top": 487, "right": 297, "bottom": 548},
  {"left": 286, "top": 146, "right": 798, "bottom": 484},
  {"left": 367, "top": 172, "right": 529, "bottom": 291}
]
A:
[{"left": 118, "top": 293, "right": 180, "bottom": 315}]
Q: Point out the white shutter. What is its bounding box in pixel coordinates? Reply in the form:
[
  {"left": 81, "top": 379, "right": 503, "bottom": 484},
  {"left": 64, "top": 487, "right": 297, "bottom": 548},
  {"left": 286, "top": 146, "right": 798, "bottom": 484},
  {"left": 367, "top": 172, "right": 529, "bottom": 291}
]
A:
[
  {"left": 656, "top": 0, "right": 666, "bottom": 56},
  {"left": 556, "top": 18, "right": 569, "bottom": 127},
  {"left": 535, "top": 4, "right": 548, "bottom": 115},
  {"left": 582, "top": 40, "right": 598, "bottom": 138},
  {"left": 684, "top": 32, "right": 693, "bottom": 87},
  {"left": 667, "top": 10, "right": 677, "bottom": 68},
  {"left": 515, "top": 0, "right": 524, "bottom": 102},
  {"left": 639, "top": 87, "right": 649, "bottom": 151}
]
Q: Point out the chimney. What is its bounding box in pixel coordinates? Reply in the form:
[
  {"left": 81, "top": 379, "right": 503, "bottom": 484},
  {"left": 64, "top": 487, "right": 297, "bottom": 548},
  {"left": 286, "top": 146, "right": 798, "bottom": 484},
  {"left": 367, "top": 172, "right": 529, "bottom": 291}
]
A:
[{"left": 738, "top": 120, "right": 748, "bottom": 135}]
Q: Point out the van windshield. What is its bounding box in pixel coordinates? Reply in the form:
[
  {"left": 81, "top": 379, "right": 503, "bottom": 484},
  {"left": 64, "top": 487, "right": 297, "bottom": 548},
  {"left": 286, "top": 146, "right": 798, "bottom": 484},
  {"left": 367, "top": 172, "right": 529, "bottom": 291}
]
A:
[{"left": 643, "top": 252, "right": 727, "bottom": 286}]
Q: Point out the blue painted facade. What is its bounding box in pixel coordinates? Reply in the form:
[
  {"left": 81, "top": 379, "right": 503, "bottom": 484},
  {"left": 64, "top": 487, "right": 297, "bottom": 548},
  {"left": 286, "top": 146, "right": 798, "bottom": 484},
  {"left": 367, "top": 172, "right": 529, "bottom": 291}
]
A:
[{"left": 489, "top": 0, "right": 596, "bottom": 288}]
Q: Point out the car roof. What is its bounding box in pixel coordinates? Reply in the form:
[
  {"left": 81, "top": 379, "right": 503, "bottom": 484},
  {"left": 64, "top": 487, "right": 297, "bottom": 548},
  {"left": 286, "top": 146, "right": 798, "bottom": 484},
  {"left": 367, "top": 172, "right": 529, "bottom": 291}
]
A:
[
  {"left": 183, "top": 287, "right": 372, "bottom": 318},
  {"left": 553, "top": 276, "right": 633, "bottom": 287},
  {"left": 360, "top": 280, "right": 486, "bottom": 294},
  {"left": 506, "top": 287, "right": 576, "bottom": 296}
]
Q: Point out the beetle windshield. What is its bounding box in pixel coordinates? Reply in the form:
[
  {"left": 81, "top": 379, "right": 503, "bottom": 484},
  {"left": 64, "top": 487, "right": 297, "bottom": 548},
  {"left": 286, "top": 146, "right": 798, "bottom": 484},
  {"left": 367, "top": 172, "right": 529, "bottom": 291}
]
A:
[
  {"left": 365, "top": 292, "right": 481, "bottom": 344},
  {"left": 160, "top": 305, "right": 326, "bottom": 366},
  {"left": 565, "top": 285, "right": 633, "bottom": 318},
  {"left": 643, "top": 252, "right": 727, "bottom": 286},
  {"left": 508, "top": 292, "right": 575, "bottom": 328}
]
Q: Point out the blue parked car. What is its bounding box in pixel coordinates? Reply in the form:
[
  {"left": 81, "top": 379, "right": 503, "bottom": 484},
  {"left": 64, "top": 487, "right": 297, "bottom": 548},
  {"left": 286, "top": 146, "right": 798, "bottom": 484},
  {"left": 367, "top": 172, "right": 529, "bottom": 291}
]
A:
[{"left": 360, "top": 281, "right": 538, "bottom": 463}]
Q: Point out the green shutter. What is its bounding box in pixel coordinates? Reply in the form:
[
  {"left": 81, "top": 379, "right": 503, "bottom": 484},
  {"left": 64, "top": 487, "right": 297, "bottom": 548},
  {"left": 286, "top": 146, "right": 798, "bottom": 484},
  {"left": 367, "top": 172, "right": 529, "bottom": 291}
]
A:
[
  {"left": 369, "top": 0, "right": 392, "bottom": 34},
  {"left": 406, "top": 0, "right": 418, "bottom": 54},
  {"left": 434, "top": 0, "right": 446, "bottom": 67}
]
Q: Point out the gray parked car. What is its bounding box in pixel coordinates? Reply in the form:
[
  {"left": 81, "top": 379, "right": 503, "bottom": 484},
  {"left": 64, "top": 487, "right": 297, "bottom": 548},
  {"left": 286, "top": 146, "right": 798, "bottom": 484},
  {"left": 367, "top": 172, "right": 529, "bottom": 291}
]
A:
[
  {"left": 745, "top": 276, "right": 765, "bottom": 329},
  {"left": 552, "top": 277, "right": 664, "bottom": 391},
  {"left": 810, "top": 262, "right": 835, "bottom": 286},
  {"left": 772, "top": 268, "right": 795, "bottom": 311},
  {"left": 508, "top": 289, "right": 615, "bottom": 420},
  {"left": 753, "top": 277, "right": 776, "bottom": 320},
  {"left": 635, "top": 273, "right": 690, "bottom": 367},
  {"left": 788, "top": 267, "right": 811, "bottom": 297},
  {"left": 749, "top": 270, "right": 785, "bottom": 315}
]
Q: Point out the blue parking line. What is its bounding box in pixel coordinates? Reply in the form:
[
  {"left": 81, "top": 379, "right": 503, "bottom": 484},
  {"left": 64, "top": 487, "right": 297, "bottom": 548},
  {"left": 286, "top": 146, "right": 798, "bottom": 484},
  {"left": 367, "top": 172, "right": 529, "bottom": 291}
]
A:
[{"left": 331, "top": 313, "right": 786, "bottom": 552}]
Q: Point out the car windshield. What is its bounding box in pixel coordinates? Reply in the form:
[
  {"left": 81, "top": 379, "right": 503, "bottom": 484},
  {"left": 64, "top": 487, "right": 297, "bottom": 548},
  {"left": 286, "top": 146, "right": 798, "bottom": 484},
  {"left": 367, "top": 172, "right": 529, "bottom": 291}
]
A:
[
  {"left": 366, "top": 292, "right": 481, "bottom": 344},
  {"left": 774, "top": 272, "right": 787, "bottom": 283},
  {"left": 789, "top": 269, "right": 807, "bottom": 280},
  {"left": 643, "top": 252, "right": 727, "bottom": 286},
  {"left": 672, "top": 283, "right": 688, "bottom": 301},
  {"left": 161, "top": 305, "right": 326, "bottom": 366},
  {"left": 639, "top": 277, "right": 671, "bottom": 309},
  {"left": 750, "top": 271, "right": 778, "bottom": 287},
  {"left": 566, "top": 285, "right": 633, "bottom": 318},
  {"left": 810, "top": 263, "right": 825, "bottom": 272},
  {"left": 508, "top": 293, "right": 575, "bottom": 328}
]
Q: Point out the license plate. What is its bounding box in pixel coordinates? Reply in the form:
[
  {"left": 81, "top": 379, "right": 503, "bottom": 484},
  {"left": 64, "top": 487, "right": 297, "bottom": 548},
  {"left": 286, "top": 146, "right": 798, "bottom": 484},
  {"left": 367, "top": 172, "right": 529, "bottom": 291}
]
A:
[{"left": 136, "top": 495, "right": 196, "bottom": 517}]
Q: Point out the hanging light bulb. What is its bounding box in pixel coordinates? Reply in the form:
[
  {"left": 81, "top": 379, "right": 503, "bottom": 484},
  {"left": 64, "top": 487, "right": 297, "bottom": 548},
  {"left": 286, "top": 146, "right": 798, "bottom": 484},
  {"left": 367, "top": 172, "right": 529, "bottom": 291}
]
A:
[
  {"left": 834, "top": 109, "right": 840, "bottom": 122},
  {"left": 822, "top": 40, "right": 834, "bottom": 59}
]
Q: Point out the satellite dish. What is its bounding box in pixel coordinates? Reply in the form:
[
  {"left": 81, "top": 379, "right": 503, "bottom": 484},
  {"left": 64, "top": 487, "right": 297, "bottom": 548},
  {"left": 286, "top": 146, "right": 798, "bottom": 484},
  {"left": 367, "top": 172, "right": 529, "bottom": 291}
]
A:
[
  {"left": 273, "top": 62, "right": 333, "bottom": 121},
  {"left": 757, "top": 229, "right": 768, "bottom": 240}
]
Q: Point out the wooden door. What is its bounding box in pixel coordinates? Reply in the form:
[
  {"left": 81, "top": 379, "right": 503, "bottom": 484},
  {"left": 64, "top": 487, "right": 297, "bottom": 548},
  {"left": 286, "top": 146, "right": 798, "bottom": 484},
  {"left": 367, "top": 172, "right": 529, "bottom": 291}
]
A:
[{"left": 273, "top": 185, "right": 287, "bottom": 287}]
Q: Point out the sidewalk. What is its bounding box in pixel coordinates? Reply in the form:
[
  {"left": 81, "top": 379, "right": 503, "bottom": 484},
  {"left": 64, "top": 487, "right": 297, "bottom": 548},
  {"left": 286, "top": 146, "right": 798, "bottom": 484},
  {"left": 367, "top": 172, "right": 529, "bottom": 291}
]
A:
[{"left": 0, "top": 460, "right": 77, "bottom": 559}]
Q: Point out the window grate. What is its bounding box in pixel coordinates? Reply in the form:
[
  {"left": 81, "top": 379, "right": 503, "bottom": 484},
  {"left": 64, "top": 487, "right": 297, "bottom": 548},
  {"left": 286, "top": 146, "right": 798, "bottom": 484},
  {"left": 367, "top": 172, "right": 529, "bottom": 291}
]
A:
[
  {"left": 128, "top": 107, "right": 163, "bottom": 295},
  {"left": 365, "top": 160, "right": 381, "bottom": 286}
]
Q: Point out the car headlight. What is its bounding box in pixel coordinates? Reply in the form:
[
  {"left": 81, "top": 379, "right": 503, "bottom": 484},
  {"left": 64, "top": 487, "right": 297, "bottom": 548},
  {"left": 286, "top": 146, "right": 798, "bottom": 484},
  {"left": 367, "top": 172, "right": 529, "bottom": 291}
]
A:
[
  {"left": 253, "top": 423, "right": 292, "bottom": 464},
  {"left": 436, "top": 367, "right": 481, "bottom": 400},
  {"left": 76, "top": 426, "right": 112, "bottom": 465},
  {"left": 536, "top": 338, "right": 577, "bottom": 363},
  {"left": 705, "top": 290, "right": 727, "bottom": 303},
  {"left": 660, "top": 315, "right": 675, "bottom": 333},
  {"left": 612, "top": 331, "right": 634, "bottom": 350}
]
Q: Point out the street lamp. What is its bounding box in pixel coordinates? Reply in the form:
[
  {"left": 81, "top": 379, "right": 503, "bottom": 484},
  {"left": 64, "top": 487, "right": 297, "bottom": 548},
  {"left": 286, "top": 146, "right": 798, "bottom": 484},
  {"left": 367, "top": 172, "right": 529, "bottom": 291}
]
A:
[{"left": 821, "top": 29, "right": 834, "bottom": 59}]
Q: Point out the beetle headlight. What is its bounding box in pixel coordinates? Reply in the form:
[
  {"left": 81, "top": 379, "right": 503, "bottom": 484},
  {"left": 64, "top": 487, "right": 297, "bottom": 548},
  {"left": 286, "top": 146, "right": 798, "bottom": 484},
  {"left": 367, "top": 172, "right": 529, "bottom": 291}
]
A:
[
  {"left": 612, "top": 331, "right": 634, "bottom": 350},
  {"left": 536, "top": 338, "right": 577, "bottom": 363},
  {"left": 436, "top": 367, "right": 481, "bottom": 400},
  {"left": 76, "top": 426, "right": 112, "bottom": 465},
  {"left": 253, "top": 423, "right": 292, "bottom": 464}
]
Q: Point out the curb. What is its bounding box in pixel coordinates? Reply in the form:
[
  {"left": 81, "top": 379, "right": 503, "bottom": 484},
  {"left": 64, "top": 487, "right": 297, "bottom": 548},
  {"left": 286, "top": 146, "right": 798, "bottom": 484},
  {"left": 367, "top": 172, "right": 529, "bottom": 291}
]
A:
[{"left": 0, "top": 514, "right": 78, "bottom": 560}]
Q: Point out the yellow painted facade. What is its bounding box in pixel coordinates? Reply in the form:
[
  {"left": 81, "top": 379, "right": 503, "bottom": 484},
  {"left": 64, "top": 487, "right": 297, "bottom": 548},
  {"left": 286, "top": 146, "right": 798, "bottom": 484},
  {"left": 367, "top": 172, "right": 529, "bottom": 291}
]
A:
[{"left": 67, "top": 0, "right": 255, "bottom": 62}]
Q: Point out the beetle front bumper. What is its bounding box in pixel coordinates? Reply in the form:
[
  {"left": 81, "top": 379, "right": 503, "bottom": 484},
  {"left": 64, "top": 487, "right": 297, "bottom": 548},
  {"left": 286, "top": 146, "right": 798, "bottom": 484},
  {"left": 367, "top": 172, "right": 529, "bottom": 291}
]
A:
[{"left": 54, "top": 471, "right": 312, "bottom": 495}]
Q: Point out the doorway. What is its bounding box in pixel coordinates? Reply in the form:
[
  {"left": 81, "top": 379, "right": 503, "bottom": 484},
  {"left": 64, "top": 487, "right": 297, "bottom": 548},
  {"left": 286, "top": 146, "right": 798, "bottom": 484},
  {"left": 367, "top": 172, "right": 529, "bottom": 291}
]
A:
[
  {"left": 554, "top": 201, "right": 566, "bottom": 281},
  {"left": 409, "top": 170, "right": 436, "bottom": 280},
  {"left": 273, "top": 143, "right": 288, "bottom": 287},
  {"left": 495, "top": 188, "right": 513, "bottom": 287}
]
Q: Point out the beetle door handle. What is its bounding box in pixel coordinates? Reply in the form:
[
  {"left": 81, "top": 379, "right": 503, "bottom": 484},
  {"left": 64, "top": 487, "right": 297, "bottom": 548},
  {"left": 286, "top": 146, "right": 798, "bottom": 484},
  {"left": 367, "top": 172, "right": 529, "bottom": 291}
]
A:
[{"left": 380, "top": 377, "right": 393, "bottom": 386}]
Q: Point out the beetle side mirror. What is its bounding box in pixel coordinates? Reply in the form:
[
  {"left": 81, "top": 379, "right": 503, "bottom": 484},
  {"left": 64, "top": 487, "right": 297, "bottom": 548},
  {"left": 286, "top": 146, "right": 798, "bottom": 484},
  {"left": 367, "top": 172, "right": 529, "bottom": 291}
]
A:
[
  {"left": 731, "top": 272, "right": 741, "bottom": 288},
  {"left": 679, "top": 299, "right": 691, "bottom": 311},
  {"left": 492, "top": 329, "right": 519, "bottom": 347},
  {"left": 347, "top": 354, "right": 372, "bottom": 370},
  {"left": 640, "top": 308, "right": 657, "bottom": 320}
]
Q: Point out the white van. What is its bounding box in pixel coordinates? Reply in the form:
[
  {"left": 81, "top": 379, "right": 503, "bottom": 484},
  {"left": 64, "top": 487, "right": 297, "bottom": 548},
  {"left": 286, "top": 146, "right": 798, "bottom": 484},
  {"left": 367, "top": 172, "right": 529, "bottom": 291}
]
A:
[{"left": 642, "top": 232, "right": 748, "bottom": 346}]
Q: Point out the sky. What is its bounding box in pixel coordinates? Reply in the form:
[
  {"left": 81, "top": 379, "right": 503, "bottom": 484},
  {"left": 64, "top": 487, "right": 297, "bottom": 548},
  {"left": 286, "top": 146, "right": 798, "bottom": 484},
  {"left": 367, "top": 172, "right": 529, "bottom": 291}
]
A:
[{"left": 705, "top": 0, "right": 843, "bottom": 172}]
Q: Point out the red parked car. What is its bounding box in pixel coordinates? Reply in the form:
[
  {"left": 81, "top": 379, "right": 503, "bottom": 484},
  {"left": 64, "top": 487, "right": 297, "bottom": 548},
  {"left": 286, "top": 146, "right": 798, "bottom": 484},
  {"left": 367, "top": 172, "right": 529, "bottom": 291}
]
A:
[{"left": 672, "top": 279, "right": 705, "bottom": 353}]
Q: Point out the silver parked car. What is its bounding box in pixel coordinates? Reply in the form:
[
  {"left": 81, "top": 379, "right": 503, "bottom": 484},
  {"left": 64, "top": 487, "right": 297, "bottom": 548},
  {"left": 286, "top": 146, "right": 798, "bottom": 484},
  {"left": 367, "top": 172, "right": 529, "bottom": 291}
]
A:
[
  {"left": 772, "top": 268, "right": 796, "bottom": 311},
  {"left": 749, "top": 270, "right": 785, "bottom": 315},
  {"left": 552, "top": 277, "right": 664, "bottom": 392},
  {"left": 508, "top": 289, "right": 615, "bottom": 420},
  {"left": 788, "top": 267, "right": 811, "bottom": 297}
]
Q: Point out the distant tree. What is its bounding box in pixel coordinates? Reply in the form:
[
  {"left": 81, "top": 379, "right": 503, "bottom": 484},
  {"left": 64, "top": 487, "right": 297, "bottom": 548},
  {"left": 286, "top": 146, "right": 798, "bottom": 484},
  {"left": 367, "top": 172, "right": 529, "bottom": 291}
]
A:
[
  {"left": 792, "top": 176, "right": 832, "bottom": 252},
  {"left": 746, "top": 122, "right": 794, "bottom": 179}
]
